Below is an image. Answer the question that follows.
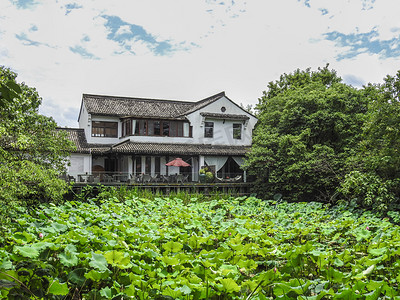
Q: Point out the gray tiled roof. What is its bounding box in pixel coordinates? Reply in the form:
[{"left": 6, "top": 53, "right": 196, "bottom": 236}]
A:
[
  {"left": 57, "top": 128, "right": 111, "bottom": 154},
  {"left": 57, "top": 128, "right": 89, "bottom": 153},
  {"left": 60, "top": 128, "right": 249, "bottom": 156},
  {"left": 110, "top": 141, "right": 250, "bottom": 156},
  {"left": 177, "top": 92, "right": 226, "bottom": 116},
  {"left": 200, "top": 112, "right": 250, "bottom": 120},
  {"left": 82, "top": 92, "right": 226, "bottom": 120}
]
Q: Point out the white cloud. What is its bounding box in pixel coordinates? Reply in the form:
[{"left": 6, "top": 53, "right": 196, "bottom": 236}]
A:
[
  {"left": 115, "top": 25, "right": 132, "bottom": 37},
  {"left": 0, "top": 0, "right": 399, "bottom": 127}
]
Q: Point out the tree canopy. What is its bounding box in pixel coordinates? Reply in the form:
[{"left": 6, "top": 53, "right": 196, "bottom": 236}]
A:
[
  {"left": 339, "top": 70, "right": 400, "bottom": 211},
  {"left": 246, "top": 66, "right": 370, "bottom": 204},
  {"left": 0, "top": 66, "right": 75, "bottom": 223}
]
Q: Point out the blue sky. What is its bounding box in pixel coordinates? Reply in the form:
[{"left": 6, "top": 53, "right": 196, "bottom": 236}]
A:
[{"left": 0, "top": 0, "right": 399, "bottom": 127}]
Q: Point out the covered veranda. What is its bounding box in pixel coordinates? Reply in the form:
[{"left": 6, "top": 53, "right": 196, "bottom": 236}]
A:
[{"left": 73, "top": 141, "right": 250, "bottom": 184}]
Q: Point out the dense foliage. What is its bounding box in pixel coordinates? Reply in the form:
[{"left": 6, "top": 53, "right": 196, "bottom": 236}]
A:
[
  {"left": 340, "top": 70, "right": 400, "bottom": 211},
  {"left": 246, "top": 66, "right": 367, "bottom": 203},
  {"left": 1, "top": 194, "right": 400, "bottom": 299},
  {"left": 247, "top": 66, "right": 400, "bottom": 210},
  {"left": 0, "top": 66, "right": 75, "bottom": 225}
]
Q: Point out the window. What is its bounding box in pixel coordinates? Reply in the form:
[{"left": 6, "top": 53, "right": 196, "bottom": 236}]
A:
[
  {"left": 147, "top": 120, "right": 155, "bottom": 136},
  {"left": 133, "top": 119, "right": 187, "bottom": 137},
  {"left": 177, "top": 123, "right": 183, "bottom": 137},
  {"left": 154, "top": 121, "right": 161, "bottom": 135},
  {"left": 122, "top": 119, "right": 132, "bottom": 137},
  {"left": 92, "top": 121, "right": 118, "bottom": 137},
  {"left": 170, "top": 121, "right": 184, "bottom": 137},
  {"left": 204, "top": 122, "right": 214, "bottom": 138},
  {"left": 163, "top": 122, "right": 170, "bottom": 136},
  {"left": 135, "top": 120, "right": 147, "bottom": 135},
  {"left": 170, "top": 121, "right": 177, "bottom": 137},
  {"left": 233, "top": 123, "right": 242, "bottom": 139}
]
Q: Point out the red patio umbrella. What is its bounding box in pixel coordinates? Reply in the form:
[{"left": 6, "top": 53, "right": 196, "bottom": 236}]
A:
[{"left": 165, "top": 157, "right": 191, "bottom": 167}]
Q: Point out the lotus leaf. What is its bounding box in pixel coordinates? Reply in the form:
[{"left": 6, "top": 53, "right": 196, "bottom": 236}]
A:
[
  {"left": 48, "top": 279, "right": 69, "bottom": 296},
  {"left": 219, "top": 278, "right": 240, "bottom": 293},
  {"left": 104, "top": 250, "right": 131, "bottom": 268},
  {"left": 163, "top": 241, "right": 183, "bottom": 253}
]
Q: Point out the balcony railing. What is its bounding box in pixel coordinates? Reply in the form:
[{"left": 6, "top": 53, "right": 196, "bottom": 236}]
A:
[{"left": 62, "top": 171, "right": 252, "bottom": 184}]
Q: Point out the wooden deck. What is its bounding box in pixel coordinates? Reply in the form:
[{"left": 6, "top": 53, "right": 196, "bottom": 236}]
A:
[{"left": 72, "top": 181, "right": 254, "bottom": 196}]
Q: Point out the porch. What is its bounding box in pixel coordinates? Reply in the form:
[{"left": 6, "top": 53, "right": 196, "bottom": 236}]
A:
[
  {"left": 75, "top": 153, "right": 248, "bottom": 184},
  {"left": 65, "top": 140, "right": 252, "bottom": 190}
]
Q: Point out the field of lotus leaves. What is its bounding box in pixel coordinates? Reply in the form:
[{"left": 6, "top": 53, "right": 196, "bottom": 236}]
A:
[{"left": 1, "top": 194, "right": 400, "bottom": 299}]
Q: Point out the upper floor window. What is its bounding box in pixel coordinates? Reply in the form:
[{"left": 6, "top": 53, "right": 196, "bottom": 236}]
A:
[
  {"left": 135, "top": 119, "right": 147, "bottom": 136},
  {"left": 153, "top": 121, "right": 161, "bottom": 135},
  {"left": 134, "top": 119, "right": 188, "bottom": 137},
  {"left": 163, "top": 122, "right": 170, "bottom": 136},
  {"left": 122, "top": 119, "right": 132, "bottom": 137},
  {"left": 204, "top": 122, "right": 214, "bottom": 138},
  {"left": 233, "top": 123, "right": 242, "bottom": 139},
  {"left": 92, "top": 121, "right": 118, "bottom": 137}
]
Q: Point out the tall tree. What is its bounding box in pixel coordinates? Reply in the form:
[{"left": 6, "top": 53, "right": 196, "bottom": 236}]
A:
[
  {"left": 340, "top": 71, "right": 400, "bottom": 211},
  {"left": 246, "top": 66, "right": 368, "bottom": 202},
  {"left": 0, "top": 66, "right": 75, "bottom": 223}
]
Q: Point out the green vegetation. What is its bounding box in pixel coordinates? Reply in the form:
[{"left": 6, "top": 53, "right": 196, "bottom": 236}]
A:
[
  {"left": 246, "top": 66, "right": 400, "bottom": 211},
  {"left": 0, "top": 66, "right": 75, "bottom": 226},
  {"left": 1, "top": 193, "right": 400, "bottom": 299},
  {"left": 2, "top": 65, "right": 400, "bottom": 298},
  {"left": 340, "top": 71, "right": 400, "bottom": 211}
]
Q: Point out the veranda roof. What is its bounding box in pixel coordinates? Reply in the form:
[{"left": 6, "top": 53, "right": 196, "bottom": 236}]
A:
[
  {"left": 57, "top": 128, "right": 111, "bottom": 154},
  {"left": 110, "top": 141, "right": 250, "bottom": 156},
  {"left": 59, "top": 128, "right": 251, "bottom": 156}
]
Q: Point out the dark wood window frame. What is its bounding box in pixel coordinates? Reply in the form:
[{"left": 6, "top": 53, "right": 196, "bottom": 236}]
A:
[
  {"left": 122, "top": 119, "right": 133, "bottom": 137},
  {"left": 204, "top": 121, "right": 214, "bottom": 138},
  {"left": 92, "top": 121, "right": 118, "bottom": 137},
  {"left": 233, "top": 123, "right": 242, "bottom": 140},
  {"left": 134, "top": 119, "right": 189, "bottom": 137}
]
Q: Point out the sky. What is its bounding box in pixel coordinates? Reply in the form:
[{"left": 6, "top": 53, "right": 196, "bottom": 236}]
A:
[{"left": 1, "top": 0, "right": 400, "bottom": 127}]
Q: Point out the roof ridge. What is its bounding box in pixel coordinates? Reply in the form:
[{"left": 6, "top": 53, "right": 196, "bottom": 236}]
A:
[
  {"left": 177, "top": 91, "right": 225, "bottom": 116},
  {"left": 196, "top": 91, "right": 225, "bottom": 103},
  {"left": 81, "top": 91, "right": 229, "bottom": 119},
  {"left": 82, "top": 93, "right": 195, "bottom": 105},
  {"left": 111, "top": 139, "right": 130, "bottom": 149}
]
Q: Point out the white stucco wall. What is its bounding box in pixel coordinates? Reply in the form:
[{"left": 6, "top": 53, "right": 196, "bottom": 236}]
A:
[
  {"left": 66, "top": 153, "right": 91, "bottom": 179},
  {"left": 186, "top": 96, "right": 257, "bottom": 146},
  {"left": 86, "top": 115, "right": 121, "bottom": 144},
  {"left": 78, "top": 104, "right": 90, "bottom": 141},
  {"left": 79, "top": 96, "right": 257, "bottom": 147}
]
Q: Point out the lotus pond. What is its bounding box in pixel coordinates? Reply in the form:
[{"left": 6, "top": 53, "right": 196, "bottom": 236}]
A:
[{"left": 1, "top": 195, "right": 400, "bottom": 299}]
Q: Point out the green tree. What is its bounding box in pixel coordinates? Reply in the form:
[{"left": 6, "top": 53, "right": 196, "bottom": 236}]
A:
[
  {"left": 340, "top": 71, "right": 400, "bottom": 211},
  {"left": 246, "top": 66, "right": 368, "bottom": 202},
  {"left": 0, "top": 66, "right": 75, "bottom": 224}
]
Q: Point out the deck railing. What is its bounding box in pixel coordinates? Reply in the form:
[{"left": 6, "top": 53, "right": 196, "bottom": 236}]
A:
[{"left": 63, "top": 171, "right": 252, "bottom": 184}]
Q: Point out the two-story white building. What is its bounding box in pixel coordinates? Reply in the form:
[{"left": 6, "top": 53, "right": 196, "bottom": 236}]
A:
[{"left": 62, "top": 91, "right": 257, "bottom": 182}]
